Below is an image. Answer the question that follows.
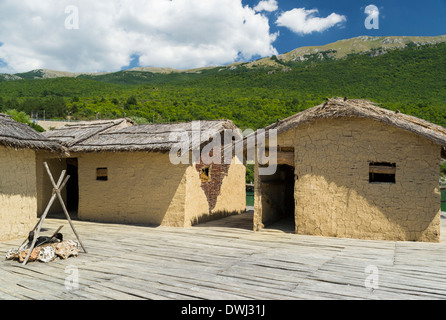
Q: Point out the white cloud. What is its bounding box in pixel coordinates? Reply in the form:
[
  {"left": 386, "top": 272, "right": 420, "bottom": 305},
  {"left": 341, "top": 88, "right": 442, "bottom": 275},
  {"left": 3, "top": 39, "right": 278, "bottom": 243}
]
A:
[
  {"left": 0, "top": 0, "right": 278, "bottom": 73},
  {"left": 364, "top": 4, "right": 379, "bottom": 19},
  {"left": 276, "top": 8, "right": 346, "bottom": 35},
  {"left": 254, "top": 0, "right": 279, "bottom": 12}
]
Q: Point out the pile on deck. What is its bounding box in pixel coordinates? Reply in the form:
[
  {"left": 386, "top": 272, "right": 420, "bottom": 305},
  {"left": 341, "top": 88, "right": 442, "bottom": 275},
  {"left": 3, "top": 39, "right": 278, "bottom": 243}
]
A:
[{"left": 5, "top": 239, "right": 79, "bottom": 263}]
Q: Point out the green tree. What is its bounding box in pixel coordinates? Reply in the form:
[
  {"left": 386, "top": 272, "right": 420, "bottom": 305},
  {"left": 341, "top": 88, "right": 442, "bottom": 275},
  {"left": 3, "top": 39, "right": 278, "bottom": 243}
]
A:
[
  {"left": 246, "top": 164, "right": 254, "bottom": 184},
  {"left": 5, "top": 109, "right": 45, "bottom": 132},
  {"left": 126, "top": 95, "right": 137, "bottom": 105}
]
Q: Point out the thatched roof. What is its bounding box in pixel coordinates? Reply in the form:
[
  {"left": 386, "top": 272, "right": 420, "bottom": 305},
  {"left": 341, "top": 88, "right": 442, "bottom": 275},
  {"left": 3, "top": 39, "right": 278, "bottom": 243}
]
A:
[
  {"left": 67, "top": 120, "right": 239, "bottom": 153},
  {"left": 0, "top": 114, "right": 65, "bottom": 152},
  {"left": 43, "top": 118, "right": 135, "bottom": 148},
  {"left": 265, "top": 98, "right": 446, "bottom": 149}
]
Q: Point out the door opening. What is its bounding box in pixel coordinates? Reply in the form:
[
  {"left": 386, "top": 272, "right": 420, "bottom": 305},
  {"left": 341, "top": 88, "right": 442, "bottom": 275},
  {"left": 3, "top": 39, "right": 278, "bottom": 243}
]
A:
[
  {"left": 66, "top": 158, "right": 79, "bottom": 215},
  {"left": 259, "top": 164, "right": 295, "bottom": 233}
]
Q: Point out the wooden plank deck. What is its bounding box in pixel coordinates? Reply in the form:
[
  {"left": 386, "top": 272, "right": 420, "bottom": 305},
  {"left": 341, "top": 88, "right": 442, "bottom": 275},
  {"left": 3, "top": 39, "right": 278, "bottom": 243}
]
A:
[{"left": 1, "top": 212, "right": 446, "bottom": 300}]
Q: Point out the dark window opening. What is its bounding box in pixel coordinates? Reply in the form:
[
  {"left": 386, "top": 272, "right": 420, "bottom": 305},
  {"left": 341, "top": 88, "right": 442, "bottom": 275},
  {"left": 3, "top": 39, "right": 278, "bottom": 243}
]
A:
[
  {"left": 200, "top": 166, "right": 211, "bottom": 182},
  {"left": 369, "top": 162, "right": 396, "bottom": 184},
  {"left": 96, "top": 168, "right": 108, "bottom": 181}
]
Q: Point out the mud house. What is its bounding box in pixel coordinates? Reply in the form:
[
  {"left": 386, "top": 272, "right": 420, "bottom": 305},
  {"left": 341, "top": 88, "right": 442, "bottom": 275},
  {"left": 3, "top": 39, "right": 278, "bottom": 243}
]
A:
[
  {"left": 254, "top": 98, "right": 446, "bottom": 242},
  {"left": 37, "top": 118, "right": 134, "bottom": 216},
  {"left": 41, "top": 119, "right": 246, "bottom": 227},
  {"left": 0, "top": 114, "right": 64, "bottom": 241}
]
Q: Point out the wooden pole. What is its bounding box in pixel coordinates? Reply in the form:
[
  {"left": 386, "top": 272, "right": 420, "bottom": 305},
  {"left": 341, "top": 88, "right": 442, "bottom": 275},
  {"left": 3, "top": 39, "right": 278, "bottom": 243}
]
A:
[
  {"left": 19, "top": 173, "right": 67, "bottom": 250},
  {"left": 22, "top": 174, "right": 70, "bottom": 265},
  {"left": 22, "top": 162, "right": 88, "bottom": 265},
  {"left": 44, "top": 162, "right": 87, "bottom": 254}
]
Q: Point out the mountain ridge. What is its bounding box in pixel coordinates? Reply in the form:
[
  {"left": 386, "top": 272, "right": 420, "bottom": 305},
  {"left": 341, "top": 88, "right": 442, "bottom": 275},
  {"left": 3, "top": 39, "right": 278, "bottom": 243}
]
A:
[
  {"left": 242, "top": 35, "right": 446, "bottom": 68},
  {"left": 1, "top": 35, "right": 445, "bottom": 81},
  {"left": 0, "top": 38, "right": 445, "bottom": 130}
]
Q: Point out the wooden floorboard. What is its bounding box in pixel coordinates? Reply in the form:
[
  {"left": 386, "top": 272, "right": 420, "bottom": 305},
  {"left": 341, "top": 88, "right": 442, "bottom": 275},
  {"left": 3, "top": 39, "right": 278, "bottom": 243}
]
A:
[{"left": 1, "top": 212, "right": 446, "bottom": 300}]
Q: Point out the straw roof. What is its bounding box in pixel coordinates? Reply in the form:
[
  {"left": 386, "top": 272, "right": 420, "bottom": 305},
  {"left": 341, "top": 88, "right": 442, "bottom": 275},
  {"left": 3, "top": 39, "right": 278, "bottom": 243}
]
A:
[
  {"left": 67, "top": 120, "right": 239, "bottom": 153},
  {"left": 43, "top": 118, "right": 135, "bottom": 148},
  {"left": 0, "top": 114, "right": 65, "bottom": 152},
  {"left": 265, "top": 98, "right": 446, "bottom": 149}
]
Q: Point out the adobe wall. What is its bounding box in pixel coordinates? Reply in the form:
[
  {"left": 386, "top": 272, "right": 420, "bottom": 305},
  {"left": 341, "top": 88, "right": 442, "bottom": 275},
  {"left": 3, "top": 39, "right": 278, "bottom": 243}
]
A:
[
  {"left": 255, "top": 118, "right": 441, "bottom": 242},
  {"left": 76, "top": 152, "right": 188, "bottom": 227},
  {"left": 185, "top": 157, "right": 246, "bottom": 226},
  {"left": 0, "top": 147, "right": 37, "bottom": 241},
  {"left": 212, "top": 158, "right": 246, "bottom": 215},
  {"left": 35, "top": 152, "right": 67, "bottom": 216}
]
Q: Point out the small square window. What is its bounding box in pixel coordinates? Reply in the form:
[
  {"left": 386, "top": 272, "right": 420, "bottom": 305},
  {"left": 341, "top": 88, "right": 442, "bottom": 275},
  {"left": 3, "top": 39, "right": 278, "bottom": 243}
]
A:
[
  {"left": 369, "top": 162, "right": 396, "bottom": 184},
  {"left": 96, "top": 168, "right": 108, "bottom": 181}
]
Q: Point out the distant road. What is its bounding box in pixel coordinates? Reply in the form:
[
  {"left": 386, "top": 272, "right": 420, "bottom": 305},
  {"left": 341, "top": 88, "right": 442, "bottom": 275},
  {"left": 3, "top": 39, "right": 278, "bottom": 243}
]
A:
[{"left": 35, "top": 120, "right": 71, "bottom": 131}]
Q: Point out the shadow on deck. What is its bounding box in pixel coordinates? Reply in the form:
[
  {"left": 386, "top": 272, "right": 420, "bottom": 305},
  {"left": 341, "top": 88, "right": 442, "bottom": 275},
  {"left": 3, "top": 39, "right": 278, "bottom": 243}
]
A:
[
  {"left": 193, "top": 210, "right": 254, "bottom": 231},
  {"left": 195, "top": 211, "right": 446, "bottom": 236},
  {"left": 194, "top": 208, "right": 296, "bottom": 234}
]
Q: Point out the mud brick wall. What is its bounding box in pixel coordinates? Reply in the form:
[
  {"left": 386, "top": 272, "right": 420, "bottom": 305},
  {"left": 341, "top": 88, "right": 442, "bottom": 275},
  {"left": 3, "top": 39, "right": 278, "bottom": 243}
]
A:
[
  {"left": 186, "top": 156, "right": 246, "bottom": 226},
  {"left": 0, "top": 147, "right": 37, "bottom": 241},
  {"left": 76, "top": 151, "right": 246, "bottom": 228},
  {"left": 255, "top": 117, "right": 442, "bottom": 242},
  {"left": 77, "top": 152, "right": 189, "bottom": 227},
  {"left": 195, "top": 162, "right": 230, "bottom": 212},
  {"left": 35, "top": 152, "right": 68, "bottom": 217}
]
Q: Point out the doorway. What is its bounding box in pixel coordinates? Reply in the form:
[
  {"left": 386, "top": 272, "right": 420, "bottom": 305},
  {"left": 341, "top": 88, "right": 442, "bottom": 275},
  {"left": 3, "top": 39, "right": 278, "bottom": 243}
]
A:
[
  {"left": 259, "top": 164, "right": 295, "bottom": 232},
  {"left": 66, "top": 158, "right": 79, "bottom": 215}
]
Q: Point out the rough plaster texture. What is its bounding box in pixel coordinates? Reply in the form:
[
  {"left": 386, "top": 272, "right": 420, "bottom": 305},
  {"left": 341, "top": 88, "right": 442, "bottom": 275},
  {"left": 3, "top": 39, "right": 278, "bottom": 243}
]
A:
[
  {"left": 185, "top": 158, "right": 246, "bottom": 226},
  {"left": 0, "top": 147, "right": 37, "bottom": 241},
  {"left": 75, "top": 152, "right": 245, "bottom": 227},
  {"left": 212, "top": 159, "right": 246, "bottom": 215},
  {"left": 255, "top": 118, "right": 441, "bottom": 242},
  {"left": 194, "top": 162, "right": 231, "bottom": 212},
  {"left": 76, "top": 152, "right": 187, "bottom": 226},
  {"left": 36, "top": 152, "right": 68, "bottom": 216}
]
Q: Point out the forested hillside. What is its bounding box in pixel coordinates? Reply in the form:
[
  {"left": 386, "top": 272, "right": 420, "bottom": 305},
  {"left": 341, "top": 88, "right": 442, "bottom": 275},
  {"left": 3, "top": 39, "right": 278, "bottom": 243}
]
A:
[{"left": 0, "top": 41, "right": 445, "bottom": 131}]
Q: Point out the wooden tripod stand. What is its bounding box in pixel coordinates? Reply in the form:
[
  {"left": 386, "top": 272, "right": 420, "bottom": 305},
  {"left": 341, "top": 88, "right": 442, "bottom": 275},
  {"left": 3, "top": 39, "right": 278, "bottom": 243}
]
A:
[{"left": 22, "top": 162, "right": 87, "bottom": 265}]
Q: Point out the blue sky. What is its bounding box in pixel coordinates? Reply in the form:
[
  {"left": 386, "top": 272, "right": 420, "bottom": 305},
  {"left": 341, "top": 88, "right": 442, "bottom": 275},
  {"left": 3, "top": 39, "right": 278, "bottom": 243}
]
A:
[
  {"left": 0, "top": 0, "right": 444, "bottom": 73},
  {"left": 243, "top": 0, "right": 446, "bottom": 55}
]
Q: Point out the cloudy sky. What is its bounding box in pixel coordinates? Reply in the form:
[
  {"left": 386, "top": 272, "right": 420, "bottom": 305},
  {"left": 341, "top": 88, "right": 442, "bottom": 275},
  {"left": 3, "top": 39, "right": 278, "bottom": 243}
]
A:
[{"left": 0, "top": 0, "right": 444, "bottom": 73}]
